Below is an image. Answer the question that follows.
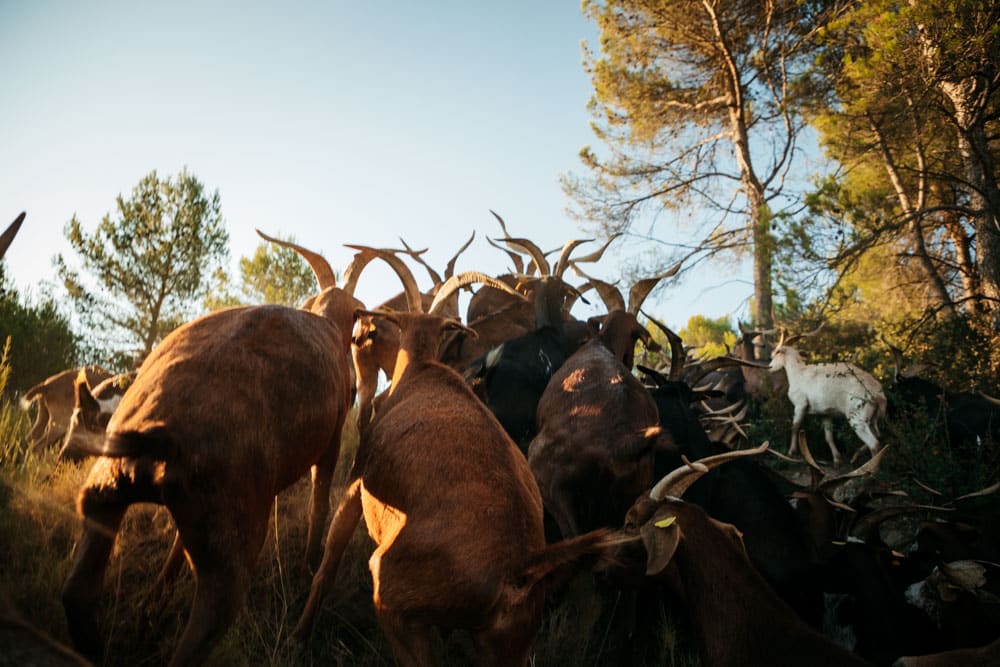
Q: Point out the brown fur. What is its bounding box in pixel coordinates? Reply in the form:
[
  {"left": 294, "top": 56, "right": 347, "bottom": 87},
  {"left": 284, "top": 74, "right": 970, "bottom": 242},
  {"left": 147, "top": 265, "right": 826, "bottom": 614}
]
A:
[
  {"left": 62, "top": 299, "right": 359, "bottom": 666},
  {"left": 295, "top": 311, "right": 619, "bottom": 666},
  {"left": 21, "top": 366, "right": 112, "bottom": 452},
  {"left": 618, "top": 497, "right": 872, "bottom": 667},
  {"left": 528, "top": 311, "right": 662, "bottom": 538}
]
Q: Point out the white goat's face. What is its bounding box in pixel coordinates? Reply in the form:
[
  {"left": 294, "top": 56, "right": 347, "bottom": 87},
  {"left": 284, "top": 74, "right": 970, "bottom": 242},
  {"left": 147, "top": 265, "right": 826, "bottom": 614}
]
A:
[{"left": 769, "top": 347, "right": 786, "bottom": 372}]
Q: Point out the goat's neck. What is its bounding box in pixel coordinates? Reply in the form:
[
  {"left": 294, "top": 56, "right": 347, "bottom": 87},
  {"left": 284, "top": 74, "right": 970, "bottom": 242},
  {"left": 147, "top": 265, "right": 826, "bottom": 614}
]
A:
[
  {"left": 779, "top": 350, "right": 806, "bottom": 385},
  {"left": 388, "top": 320, "right": 442, "bottom": 391}
]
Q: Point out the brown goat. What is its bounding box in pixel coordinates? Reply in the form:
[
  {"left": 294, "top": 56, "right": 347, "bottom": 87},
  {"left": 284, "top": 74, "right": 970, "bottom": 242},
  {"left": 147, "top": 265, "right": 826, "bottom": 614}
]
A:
[
  {"left": 527, "top": 308, "right": 665, "bottom": 539},
  {"left": 21, "top": 366, "right": 113, "bottom": 453},
  {"left": 60, "top": 235, "right": 385, "bottom": 664},
  {"left": 294, "top": 307, "right": 622, "bottom": 666},
  {"left": 613, "top": 444, "right": 872, "bottom": 667}
]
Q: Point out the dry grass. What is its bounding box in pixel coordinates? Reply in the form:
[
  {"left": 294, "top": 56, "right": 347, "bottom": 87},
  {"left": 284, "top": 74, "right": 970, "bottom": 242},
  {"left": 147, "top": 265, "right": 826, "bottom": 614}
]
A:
[{"left": 0, "top": 399, "right": 697, "bottom": 666}]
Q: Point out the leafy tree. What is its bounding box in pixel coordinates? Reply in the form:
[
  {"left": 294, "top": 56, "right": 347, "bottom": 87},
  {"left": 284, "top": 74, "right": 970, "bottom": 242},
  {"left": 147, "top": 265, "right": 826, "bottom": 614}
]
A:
[
  {"left": 0, "top": 265, "right": 80, "bottom": 394},
  {"left": 204, "top": 238, "right": 317, "bottom": 311},
  {"left": 806, "top": 0, "right": 1000, "bottom": 318},
  {"left": 56, "top": 169, "right": 228, "bottom": 363},
  {"left": 566, "top": 0, "right": 837, "bottom": 334},
  {"left": 679, "top": 314, "right": 736, "bottom": 359}
]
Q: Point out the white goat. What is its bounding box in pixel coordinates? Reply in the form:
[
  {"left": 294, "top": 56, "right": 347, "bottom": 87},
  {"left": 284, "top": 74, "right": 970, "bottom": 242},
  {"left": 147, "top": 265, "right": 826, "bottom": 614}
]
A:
[{"left": 769, "top": 332, "right": 886, "bottom": 465}]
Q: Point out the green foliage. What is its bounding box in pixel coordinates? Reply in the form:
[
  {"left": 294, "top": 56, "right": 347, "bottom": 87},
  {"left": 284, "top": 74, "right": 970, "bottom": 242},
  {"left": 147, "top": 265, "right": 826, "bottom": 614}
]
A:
[
  {"left": 0, "top": 266, "right": 80, "bottom": 395},
  {"left": 801, "top": 0, "right": 1000, "bottom": 313},
  {"left": 678, "top": 315, "right": 736, "bottom": 360},
  {"left": 56, "top": 168, "right": 229, "bottom": 363},
  {"left": 205, "top": 238, "right": 318, "bottom": 311},
  {"left": 569, "top": 0, "right": 835, "bottom": 328}
]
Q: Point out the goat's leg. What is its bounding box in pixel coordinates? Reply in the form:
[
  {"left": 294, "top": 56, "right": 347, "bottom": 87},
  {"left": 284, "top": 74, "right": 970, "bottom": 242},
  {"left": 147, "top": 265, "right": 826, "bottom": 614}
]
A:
[
  {"left": 849, "top": 415, "right": 881, "bottom": 458},
  {"left": 167, "top": 509, "right": 268, "bottom": 667},
  {"left": 789, "top": 404, "right": 807, "bottom": 457},
  {"left": 147, "top": 530, "right": 187, "bottom": 603},
  {"left": 305, "top": 434, "right": 344, "bottom": 571},
  {"left": 822, "top": 417, "right": 843, "bottom": 466},
  {"left": 294, "top": 478, "right": 363, "bottom": 640},
  {"left": 62, "top": 504, "right": 126, "bottom": 662}
]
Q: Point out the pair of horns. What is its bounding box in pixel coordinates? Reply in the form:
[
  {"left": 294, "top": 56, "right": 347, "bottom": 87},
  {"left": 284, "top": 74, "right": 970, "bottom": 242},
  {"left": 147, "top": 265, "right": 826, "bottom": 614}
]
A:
[{"left": 257, "top": 229, "right": 525, "bottom": 316}]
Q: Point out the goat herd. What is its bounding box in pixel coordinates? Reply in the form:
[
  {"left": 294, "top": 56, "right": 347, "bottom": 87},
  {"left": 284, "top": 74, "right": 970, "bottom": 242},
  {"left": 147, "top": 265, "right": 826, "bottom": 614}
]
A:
[{"left": 4, "top": 211, "right": 1000, "bottom": 666}]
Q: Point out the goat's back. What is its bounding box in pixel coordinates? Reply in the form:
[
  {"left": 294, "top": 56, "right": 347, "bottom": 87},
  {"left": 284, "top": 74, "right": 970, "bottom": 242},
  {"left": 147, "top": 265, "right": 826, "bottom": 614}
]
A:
[
  {"left": 794, "top": 361, "right": 885, "bottom": 416},
  {"left": 109, "top": 305, "right": 351, "bottom": 493},
  {"left": 530, "top": 339, "right": 660, "bottom": 533},
  {"left": 358, "top": 361, "right": 545, "bottom": 622}
]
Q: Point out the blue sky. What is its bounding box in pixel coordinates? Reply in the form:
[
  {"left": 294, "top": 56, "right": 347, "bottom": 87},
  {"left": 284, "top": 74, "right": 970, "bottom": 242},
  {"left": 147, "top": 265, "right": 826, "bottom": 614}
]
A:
[{"left": 1, "top": 1, "right": 753, "bottom": 330}]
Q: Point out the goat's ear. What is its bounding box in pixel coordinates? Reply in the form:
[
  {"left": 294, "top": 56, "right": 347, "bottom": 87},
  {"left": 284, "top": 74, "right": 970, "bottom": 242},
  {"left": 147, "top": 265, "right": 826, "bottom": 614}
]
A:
[
  {"left": 587, "top": 314, "right": 608, "bottom": 332},
  {"left": 74, "top": 370, "right": 99, "bottom": 414},
  {"left": 711, "top": 517, "right": 747, "bottom": 558},
  {"left": 639, "top": 514, "right": 682, "bottom": 576}
]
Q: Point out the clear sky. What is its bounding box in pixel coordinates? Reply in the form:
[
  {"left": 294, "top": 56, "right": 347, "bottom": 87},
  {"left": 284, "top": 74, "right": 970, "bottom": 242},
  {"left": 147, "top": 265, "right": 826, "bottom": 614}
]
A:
[{"left": 1, "top": 0, "right": 753, "bottom": 330}]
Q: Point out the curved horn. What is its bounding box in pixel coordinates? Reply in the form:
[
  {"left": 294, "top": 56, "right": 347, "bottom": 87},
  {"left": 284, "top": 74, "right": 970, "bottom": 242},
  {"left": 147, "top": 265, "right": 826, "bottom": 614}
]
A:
[
  {"left": 951, "top": 481, "right": 1000, "bottom": 504},
  {"left": 552, "top": 238, "right": 594, "bottom": 279},
  {"left": 978, "top": 391, "right": 1000, "bottom": 407},
  {"left": 817, "top": 445, "right": 890, "bottom": 495},
  {"left": 429, "top": 272, "right": 527, "bottom": 315},
  {"left": 683, "top": 356, "right": 751, "bottom": 387},
  {"left": 564, "top": 280, "right": 594, "bottom": 311},
  {"left": 650, "top": 442, "right": 770, "bottom": 500},
  {"left": 497, "top": 237, "right": 551, "bottom": 276},
  {"left": 486, "top": 236, "right": 525, "bottom": 275},
  {"left": 641, "top": 310, "right": 685, "bottom": 381},
  {"left": 627, "top": 260, "right": 684, "bottom": 314},
  {"left": 571, "top": 264, "right": 626, "bottom": 312},
  {"left": 397, "top": 238, "right": 440, "bottom": 285},
  {"left": 444, "top": 231, "right": 476, "bottom": 280},
  {"left": 0, "top": 211, "right": 25, "bottom": 259},
  {"left": 343, "top": 245, "right": 423, "bottom": 312},
  {"left": 570, "top": 233, "right": 621, "bottom": 265},
  {"left": 636, "top": 364, "right": 670, "bottom": 387},
  {"left": 782, "top": 322, "right": 825, "bottom": 349},
  {"left": 850, "top": 504, "right": 954, "bottom": 541},
  {"left": 256, "top": 229, "right": 336, "bottom": 290},
  {"left": 490, "top": 209, "right": 512, "bottom": 239}
]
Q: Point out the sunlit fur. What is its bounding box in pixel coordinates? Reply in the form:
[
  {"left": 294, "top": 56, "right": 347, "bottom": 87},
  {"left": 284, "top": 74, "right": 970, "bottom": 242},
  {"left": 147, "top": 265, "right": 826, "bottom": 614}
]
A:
[
  {"left": 296, "top": 311, "right": 620, "bottom": 666},
  {"left": 62, "top": 298, "right": 359, "bottom": 667}
]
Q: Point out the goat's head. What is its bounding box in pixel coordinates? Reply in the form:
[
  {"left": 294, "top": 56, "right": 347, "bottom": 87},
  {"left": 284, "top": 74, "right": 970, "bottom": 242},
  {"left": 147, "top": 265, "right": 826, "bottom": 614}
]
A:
[
  {"left": 611, "top": 442, "right": 768, "bottom": 580},
  {"left": 768, "top": 325, "right": 823, "bottom": 372}
]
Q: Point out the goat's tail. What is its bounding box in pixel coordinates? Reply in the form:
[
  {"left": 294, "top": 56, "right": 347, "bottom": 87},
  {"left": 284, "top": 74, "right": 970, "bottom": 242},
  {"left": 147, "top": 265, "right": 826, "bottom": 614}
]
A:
[
  {"left": 19, "top": 383, "right": 43, "bottom": 410},
  {"left": 72, "top": 428, "right": 176, "bottom": 461},
  {"left": 512, "top": 529, "right": 637, "bottom": 600}
]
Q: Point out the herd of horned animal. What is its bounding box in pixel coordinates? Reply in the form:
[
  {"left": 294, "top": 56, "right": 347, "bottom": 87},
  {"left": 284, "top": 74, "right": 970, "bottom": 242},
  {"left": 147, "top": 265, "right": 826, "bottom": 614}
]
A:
[{"left": 6, "top": 209, "right": 1000, "bottom": 667}]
